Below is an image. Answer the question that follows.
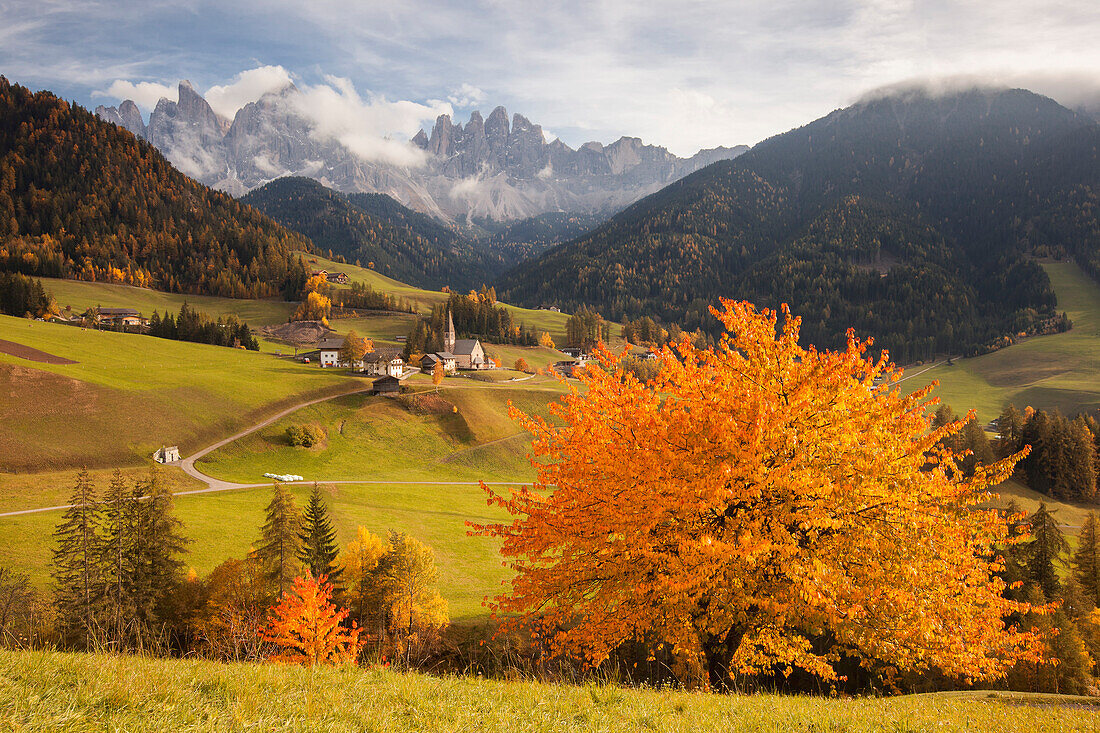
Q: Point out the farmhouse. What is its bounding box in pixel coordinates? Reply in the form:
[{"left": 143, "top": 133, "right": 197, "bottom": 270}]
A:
[
  {"left": 371, "top": 375, "right": 401, "bottom": 396},
  {"left": 97, "top": 307, "right": 146, "bottom": 327},
  {"left": 421, "top": 351, "right": 457, "bottom": 373},
  {"left": 154, "top": 445, "right": 180, "bottom": 463},
  {"left": 315, "top": 337, "right": 345, "bottom": 368},
  {"left": 331, "top": 272, "right": 349, "bottom": 284},
  {"left": 359, "top": 349, "right": 405, "bottom": 377}
]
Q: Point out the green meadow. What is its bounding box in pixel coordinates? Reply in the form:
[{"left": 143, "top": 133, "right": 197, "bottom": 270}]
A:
[
  {"left": 924, "top": 262, "right": 1100, "bottom": 422},
  {"left": 306, "top": 251, "right": 581, "bottom": 341},
  {"left": 194, "top": 384, "right": 555, "bottom": 484},
  {"left": 2, "top": 649, "right": 1098, "bottom": 732},
  {"left": 0, "top": 315, "right": 355, "bottom": 470}
]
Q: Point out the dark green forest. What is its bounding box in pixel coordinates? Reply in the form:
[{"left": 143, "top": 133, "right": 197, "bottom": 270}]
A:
[
  {"left": 498, "top": 88, "right": 1100, "bottom": 363},
  {"left": 0, "top": 78, "right": 311, "bottom": 299},
  {"left": 242, "top": 178, "right": 497, "bottom": 291}
]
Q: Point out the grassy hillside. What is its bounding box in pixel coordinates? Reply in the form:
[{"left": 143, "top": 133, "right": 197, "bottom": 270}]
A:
[
  {"left": 0, "top": 378, "right": 567, "bottom": 618},
  {"left": 2, "top": 650, "right": 1098, "bottom": 732},
  {"left": 194, "top": 385, "right": 554, "bottom": 484},
  {"left": 0, "top": 315, "right": 356, "bottom": 470},
  {"left": 926, "top": 262, "right": 1100, "bottom": 422},
  {"left": 42, "top": 277, "right": 296, "bottom": 328}
]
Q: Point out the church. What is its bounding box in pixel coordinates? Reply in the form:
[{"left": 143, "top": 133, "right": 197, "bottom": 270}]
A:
[{"left": 438, "top": 311, "right": 489, "bottom": 370}]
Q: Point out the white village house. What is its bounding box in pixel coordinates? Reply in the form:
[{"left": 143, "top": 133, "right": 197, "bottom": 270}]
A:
[
  {"left": 154, "top": 445, "right": 180, "bottom": 463},
  {"left": 359, "top": 349, "right": 405, "bottom": 377},
  {"left": 316, "top": 337, "right": 345, "bottom": 368}
]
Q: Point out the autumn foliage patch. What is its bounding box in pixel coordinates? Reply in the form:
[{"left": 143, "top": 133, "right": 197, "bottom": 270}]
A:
[
  {"left": 473, "top": 299, "right": 1045, "bottom": 688},
  {"left": 262, "top": 573, "right": 361, "bottom": 666}
]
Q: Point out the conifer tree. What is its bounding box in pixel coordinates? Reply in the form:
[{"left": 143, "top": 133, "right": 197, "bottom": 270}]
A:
[
  {"left": 997, "top": 500, "right": 1033, "bottom": 604},
  {"left": 99, "top": 469, "right": 135, "bottom": 641},
  {"left": 1045, "top": 608, "right": 1094, "bottom": 694},
  {"left": 257, "top": 483, "right": 303, "bottom": 600},
  {"left": 997, "top": 403, "right": 1024, "bottom": 457},
  {"left": 958, "top": 417, "right": 995, "bottom": 477},
  {"left": 128, "top": 471, "right": 189, "bottom": 631},
  {"left": 297, "top": 484, "right": 341, "bottom": 583},
  {"left": 1026, "top": 503, "right": 1070, "bottom": 601},
  {"left": 1073, "top": 512, "right": 1100, "bottom": 608},
  {"left": 51, "top": 469, "right": 103, "bottom": 648}
]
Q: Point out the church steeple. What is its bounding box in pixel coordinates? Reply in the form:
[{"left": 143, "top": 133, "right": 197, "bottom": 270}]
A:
[{"left": 445, "top": 309, "right": 456, "bottom": 353}]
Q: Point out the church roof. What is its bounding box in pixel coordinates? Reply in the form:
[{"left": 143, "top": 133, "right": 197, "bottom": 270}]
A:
[{"left": 452, "top": 339, "right": 480, "bottom": 355}]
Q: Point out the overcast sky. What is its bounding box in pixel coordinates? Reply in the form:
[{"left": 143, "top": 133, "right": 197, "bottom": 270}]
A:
[{"left": 3, "top": 0, "right": 1099, "bottom": 156}]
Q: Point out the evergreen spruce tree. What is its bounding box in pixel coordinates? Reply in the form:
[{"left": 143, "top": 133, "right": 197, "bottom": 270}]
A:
[
  {"left": 1072, "top": 512, "right": 1100, "bottom": 608},
  {"left": 128, "top": 471, "right": 189, "bottom": 632},
  {"left": 1026, "top": 503, "right": 1070, "bottom": 601},
  {"left": 257, "top": 483, "right": 303, "bottom": 600},
  {"left": 51, "top": 469, "right": 103, "bottom": 648},
  {"left": 958, "top": 417, "right": 995, "bottom": 477},
  {"left": 1046, "top": 608, "right": 1095, "bottom": 695},
  {"left": 297, "top": 484, "right": 341, "bottom": 583},
  {"left": 1020, "top": 409, "right": 1054, "bottom": 494},
  {"left": 997, "top": 500, "right": 1033, "bottom": 604},
  {"left": 997, "top": 403, "right": 1024, "bottom": 458},
  {"left": 99, "top": 469, "right": 135, "bottom": 643},
  {"left": 1068, "top": 416, "right": 1097, "bottom": 501}
]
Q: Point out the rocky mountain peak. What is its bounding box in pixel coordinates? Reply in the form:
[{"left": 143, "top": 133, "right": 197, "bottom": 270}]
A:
[{"left": 96, "top": 78, "right": 747, "bottom": 223}]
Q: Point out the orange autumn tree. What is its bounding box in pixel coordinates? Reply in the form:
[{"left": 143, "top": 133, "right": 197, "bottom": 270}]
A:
[
  {"left": 261, "top": 573, "right": 361, "bottom": 666},
  {"left": 473, "top": 299, "right": 1044, "bottom": 689}
]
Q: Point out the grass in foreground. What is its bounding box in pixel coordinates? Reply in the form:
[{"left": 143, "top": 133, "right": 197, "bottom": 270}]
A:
[
  {"left": 926, "top": 262, "right": 1100, "bottom": 422},
  {"left": 1, "top": 650, "right": 1098, "bottom": 732}
]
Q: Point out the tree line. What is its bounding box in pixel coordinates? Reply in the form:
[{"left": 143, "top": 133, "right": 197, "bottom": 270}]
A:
[
  {"left": 0, "top": 271, "right": 55, "bottom": 317},
  {"left": 148, "top": 302, "right": 259, "bottom": 351},
  {"left": 7, "top": 470, "right": 447, "bottom": 665},
  {"left": 996, "top": 404, "right": 1099, "bottom": 502},
  {"left": 403, "top": 288, "right": 540, "bottom": 357}
]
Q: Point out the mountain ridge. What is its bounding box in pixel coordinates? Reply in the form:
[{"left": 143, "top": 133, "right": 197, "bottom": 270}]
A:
[
  {"left": 95, "top": 82, "right": 748, "bottom": 223},
  {"left": 496, "top": 86, "right": 1098, "bottom": 363}
]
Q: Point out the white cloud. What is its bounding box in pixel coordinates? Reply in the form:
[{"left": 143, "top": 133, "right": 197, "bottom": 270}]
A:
[
  {"left": 292, "top": 75, "right": 452, "bottom": 168},
  {"left": 102, "top": 80, "right": 177, "bottom": 110},
  {"left": 448, "top": 83, "right": 487, "bottom": 109},
  {"left": 204, "top": 65, "right": 293, "bottom": 119}
]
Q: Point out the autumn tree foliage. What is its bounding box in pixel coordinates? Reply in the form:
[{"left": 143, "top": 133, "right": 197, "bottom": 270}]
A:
[
  {"left": 261, "top": 573, "right": 361, "bottom": 666},
  {"left": 338, "top": 330, "right": 371, "bottom": 366},
  {"left": 474, "top": 300, "right": 1043, "bottom": 688}
]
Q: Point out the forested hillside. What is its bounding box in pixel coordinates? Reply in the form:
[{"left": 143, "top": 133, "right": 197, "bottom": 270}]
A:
[
  {"left": 480, "top": 212, "right": 600, "bottom": 266},
  {"left": 0, "top": 77, "right": 311, "bottom": 299},
  {"left": 243, "top": 177, "right": 497, "bottom": 291},
  {"left": 498, "top": 88, "right": 1100, "bottom": 362}
]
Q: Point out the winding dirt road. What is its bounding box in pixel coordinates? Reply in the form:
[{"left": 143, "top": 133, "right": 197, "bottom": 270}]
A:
[{"left": 1, "top": 383, "right": 532, "bottom": 518}]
